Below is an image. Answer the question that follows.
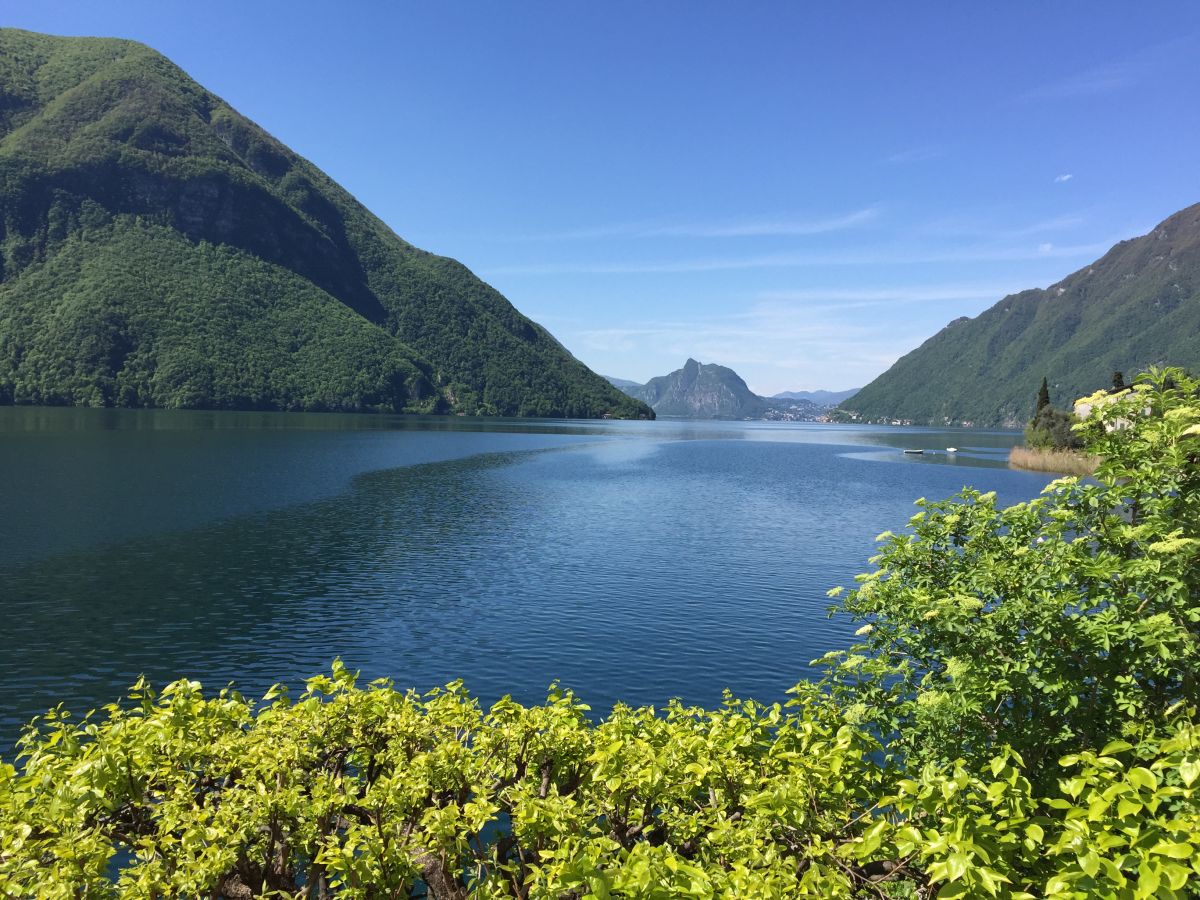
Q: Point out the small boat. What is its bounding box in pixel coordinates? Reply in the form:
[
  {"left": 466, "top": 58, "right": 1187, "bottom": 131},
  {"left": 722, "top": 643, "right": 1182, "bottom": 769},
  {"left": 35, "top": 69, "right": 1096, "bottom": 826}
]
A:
[
  {"left": 946, "top": 447, "right": 958, "bottom": 453},
  {"left": 903, "top": 449, "right": 924, "bottom": 455}
]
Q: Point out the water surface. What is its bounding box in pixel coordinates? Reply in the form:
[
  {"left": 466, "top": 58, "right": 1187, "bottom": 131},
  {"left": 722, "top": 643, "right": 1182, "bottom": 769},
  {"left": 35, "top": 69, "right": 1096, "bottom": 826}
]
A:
[{"left": 0, "top": 409, "right": 1049, "bottom": 748}]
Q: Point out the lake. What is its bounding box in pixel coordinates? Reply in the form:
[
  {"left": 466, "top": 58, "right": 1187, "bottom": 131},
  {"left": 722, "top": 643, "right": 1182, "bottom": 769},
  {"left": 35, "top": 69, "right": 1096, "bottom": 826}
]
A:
[{"left": 0, "top": 408, "right": 1053, "bottom": 750}]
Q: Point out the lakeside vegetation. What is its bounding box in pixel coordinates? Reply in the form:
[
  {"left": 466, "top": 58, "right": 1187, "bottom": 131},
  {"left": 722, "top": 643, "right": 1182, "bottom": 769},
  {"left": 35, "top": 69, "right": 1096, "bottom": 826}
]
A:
[
  {"left": 1007, "top": 445, "right": 1098, "bottom": 476},
  {"left": 1008, "top": 376, "right": 1099, "bottom": 476},
  {"left": 2, "top": 368, "right": 1197, "bottom": 897}
]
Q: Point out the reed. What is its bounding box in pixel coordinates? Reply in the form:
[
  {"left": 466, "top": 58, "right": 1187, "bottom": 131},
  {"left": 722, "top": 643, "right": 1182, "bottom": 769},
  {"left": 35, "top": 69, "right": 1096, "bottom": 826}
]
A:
[{"left": 1008, "top": 445, "right": 1099, "bottom": 476}]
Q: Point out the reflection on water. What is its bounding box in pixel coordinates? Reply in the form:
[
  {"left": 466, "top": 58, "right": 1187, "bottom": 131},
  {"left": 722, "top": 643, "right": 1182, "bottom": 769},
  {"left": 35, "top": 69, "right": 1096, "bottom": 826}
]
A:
[{"left": 0, "top": 410, "right": 1047, "bottom": 749}]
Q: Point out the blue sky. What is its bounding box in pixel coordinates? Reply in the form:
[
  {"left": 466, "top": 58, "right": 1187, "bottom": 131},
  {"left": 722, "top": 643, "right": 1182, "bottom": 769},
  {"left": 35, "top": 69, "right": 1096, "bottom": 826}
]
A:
[{"left": 4, "top": 2, "right": 1199, "bottom": 394}]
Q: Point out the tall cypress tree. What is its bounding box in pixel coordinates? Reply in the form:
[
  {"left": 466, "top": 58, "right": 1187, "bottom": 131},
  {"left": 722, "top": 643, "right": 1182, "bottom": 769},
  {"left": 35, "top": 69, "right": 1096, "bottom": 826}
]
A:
[
  {"left": 1036, "top": 377, "right": 1050, "bottom": 413},
  {"left": 1112, "top": 371, "right": 1126, "bottom": 392}
]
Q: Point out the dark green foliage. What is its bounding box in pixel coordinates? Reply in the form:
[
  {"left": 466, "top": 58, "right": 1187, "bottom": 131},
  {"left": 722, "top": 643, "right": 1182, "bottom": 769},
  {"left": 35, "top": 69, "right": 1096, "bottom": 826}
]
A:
[
  {"left": 1112, "top": 370, "right": 1126, "bottom": 392},
  {"left": 0, "top": 28, "right": 651, "bottom": 418},
  {"left": 840, "top": 204, "right": 1200, "bottom": 426},
  {"left": 1024, "top": 403, "right": 1084, "bottom": 450},
  {"left": 1036, "top": 376, "right": 1050, "bottom": 413},
  {"left": 1025, "top": 380, "right": 1083, "bottom": 451},
  {"left": 0, "top": 220, "right": 438, "bottom": 411}
]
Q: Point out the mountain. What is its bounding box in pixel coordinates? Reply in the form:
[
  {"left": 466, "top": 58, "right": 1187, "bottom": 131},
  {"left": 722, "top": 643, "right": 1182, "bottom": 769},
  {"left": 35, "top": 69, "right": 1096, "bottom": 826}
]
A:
[
  {"left": 617, "top": 358, "right": 769, "bottom": 418},
  {"left": 772, "top": 388, "right": 859, "bottom": 406},
  {"left": 840, "top": 203, "right": 1200, "bottom": 426},
  {"left": 0, "top": 29, "right": 651, "bottom": 419},
  {"left": 610, "top": 361, "right": 831, "bottom": 420},
  {"left": 604, "top": 375, "right": 643, "bottom": 391},
  {"left": 610, "top": 358, "right": 824, "bottom": 420}
]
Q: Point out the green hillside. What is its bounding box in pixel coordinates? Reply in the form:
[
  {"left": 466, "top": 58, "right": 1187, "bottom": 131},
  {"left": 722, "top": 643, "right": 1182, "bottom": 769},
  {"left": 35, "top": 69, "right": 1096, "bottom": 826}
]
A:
[
  {"left": 0, "top": 29, "right": 650, "bottom": 418},
  {"left": 840, "top": 202, "right": 1200, "bottom": 426}
]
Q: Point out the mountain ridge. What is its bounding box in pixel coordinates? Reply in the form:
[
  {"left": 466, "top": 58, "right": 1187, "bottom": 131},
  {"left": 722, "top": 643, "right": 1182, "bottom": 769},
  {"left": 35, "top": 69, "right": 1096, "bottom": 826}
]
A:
[
  {"left": 839, "top": 202, "right": 1200, "bottom": 426},
  {"left": 773, "top": 388, "right": 859, "bottom": 405}
]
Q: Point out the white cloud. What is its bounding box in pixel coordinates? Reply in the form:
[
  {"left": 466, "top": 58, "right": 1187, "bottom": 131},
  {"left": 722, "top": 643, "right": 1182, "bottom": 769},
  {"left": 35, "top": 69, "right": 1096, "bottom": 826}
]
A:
[
  {"left": 1054, "top": 174, "right": 1073, "bottom": 183},
  {"left": 482, "top": 241, "right": 1113, "bottom": 276},
  {"left": 495, "top": 208, "right": 880, "bottom": 242}
]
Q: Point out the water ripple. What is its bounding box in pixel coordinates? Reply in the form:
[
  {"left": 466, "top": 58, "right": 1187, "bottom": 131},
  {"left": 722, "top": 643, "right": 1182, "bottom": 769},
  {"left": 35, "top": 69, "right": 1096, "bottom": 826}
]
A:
[{"left": 0, "top": 422, "right": 1052, "bottom": 749}]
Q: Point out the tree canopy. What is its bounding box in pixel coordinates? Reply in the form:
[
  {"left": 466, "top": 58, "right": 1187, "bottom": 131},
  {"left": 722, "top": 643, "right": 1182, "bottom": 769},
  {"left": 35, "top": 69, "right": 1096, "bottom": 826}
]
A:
[{"left": 1023, "top": 376, "right": 1085, "bottom": 452}]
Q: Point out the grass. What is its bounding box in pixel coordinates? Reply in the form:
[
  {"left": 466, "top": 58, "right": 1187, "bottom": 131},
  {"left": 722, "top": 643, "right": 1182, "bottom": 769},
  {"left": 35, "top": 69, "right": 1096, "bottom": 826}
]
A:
[{"left": 1008, "top": 445, "right": 1099, "bottom": 476}]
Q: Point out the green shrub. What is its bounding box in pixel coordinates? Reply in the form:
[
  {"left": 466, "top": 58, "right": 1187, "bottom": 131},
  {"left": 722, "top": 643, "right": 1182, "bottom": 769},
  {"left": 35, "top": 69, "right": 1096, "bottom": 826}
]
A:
[
  {"left": 826, "top": 369, "right": 1199, "bottom": 779},
  {"left": 1024, "top": 403, "right": 1084, "bottom": 451}
]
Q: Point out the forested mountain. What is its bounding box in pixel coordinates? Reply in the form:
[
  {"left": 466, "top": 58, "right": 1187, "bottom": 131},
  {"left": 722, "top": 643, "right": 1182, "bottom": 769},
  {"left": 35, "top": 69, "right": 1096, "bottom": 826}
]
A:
[
  {"left": 0, "top": 29, "right": 650, "bottom": 418},
  {"left": 840, "top": 203, "right": 1200, "bottom": 426},
  {"left": 612, "top": 359, "right": 771, "bottom": 418}
]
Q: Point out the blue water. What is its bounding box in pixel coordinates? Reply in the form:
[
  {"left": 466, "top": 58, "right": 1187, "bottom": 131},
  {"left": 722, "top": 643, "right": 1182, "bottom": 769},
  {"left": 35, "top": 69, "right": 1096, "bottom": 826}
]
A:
[{"left": 0, "top": 408, "right": 1052, "bottom": 749}]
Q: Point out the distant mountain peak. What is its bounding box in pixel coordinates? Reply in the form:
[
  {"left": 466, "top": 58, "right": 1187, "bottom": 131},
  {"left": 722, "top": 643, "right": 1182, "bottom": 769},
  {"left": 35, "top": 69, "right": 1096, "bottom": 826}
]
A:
[
  {"left": 609, "top": 359, "right": 763, "bottom": 419},
  {"left": 772, "top": 388, "right": 860, "bottom": 406},
  {"left": 609, "top": 359, "right": 826, "bottom": 421}
]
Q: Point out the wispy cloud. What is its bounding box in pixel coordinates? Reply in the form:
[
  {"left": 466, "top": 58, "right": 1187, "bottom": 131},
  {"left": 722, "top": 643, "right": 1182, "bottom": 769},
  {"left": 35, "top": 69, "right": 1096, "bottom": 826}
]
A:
[
  {"left": 643, "top": 208, "right": 879, "bottom": 238},
  {"left": 498, "top": 208, "right": 880, "bottom": 242},
  {"left": 576, "top": 316, "right": 891, "bottom": 360},
  {"left": 883, "top": 146, "right": 945, "bottom": 165},
  {"left": 1018, "top": 34, "right": 1198, "bottom": 102},
  {"left": 756, "top": 284, "right": 1015, "bottom": 311},
  {"left": 1054, "top": 173, "right": 1073, "bottom": 183},
  {"left": 566, "top": 307, "right": 931, "bottom": 393},
  {"left": 1021, "top": 64, "right": 1136, "bottom": 101},
  {"left": 1011, "top": 213, "right": 1082, "bottom": 235},
  {"left": 482, "top": 241, "right": 1112, "bottom": 277},
  {"left": 914, "top": 212, "right": 1085, "bottom": 240}
]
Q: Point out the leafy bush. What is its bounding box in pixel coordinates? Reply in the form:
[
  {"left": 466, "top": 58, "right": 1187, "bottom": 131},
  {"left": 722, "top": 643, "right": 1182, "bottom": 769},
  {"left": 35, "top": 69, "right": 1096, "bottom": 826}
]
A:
[
  {"left": 828, "top": 369, "right": 1200, "bottom": 774},
  {"left": 1024, "top": 404, "right": 1084, "bottom": 451},
  {"left": 2, "top": 368, "right": 1199, "bottom": 898}
]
